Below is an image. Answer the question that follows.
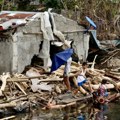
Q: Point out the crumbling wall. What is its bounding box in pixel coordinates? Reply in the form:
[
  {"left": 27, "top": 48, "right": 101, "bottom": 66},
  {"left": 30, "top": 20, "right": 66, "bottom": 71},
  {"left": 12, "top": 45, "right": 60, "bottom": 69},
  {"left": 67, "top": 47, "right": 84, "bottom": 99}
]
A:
[
  {"left": 54, "top": 13, "right": 90, "bottom": 61},
  {"left": 12, "top": 20, "right": 42, "bottom": 73},
  {"left": 13, "top": 13, "right": 89, "bottom": 73},
  {"left": 0, "top": 13, "right": 89, "bottom": 73},
  {"left": 0, "top": 39, "right": 13, "bottom": 73},
  {"left": 54, "top": 13, "right": 83, "bottom": 32}
]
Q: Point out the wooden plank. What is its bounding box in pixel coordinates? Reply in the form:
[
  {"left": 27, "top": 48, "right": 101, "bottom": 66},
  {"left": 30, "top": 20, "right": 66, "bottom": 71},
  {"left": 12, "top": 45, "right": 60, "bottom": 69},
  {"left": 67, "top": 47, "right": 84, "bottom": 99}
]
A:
[
  {"left": 7, "top": 78, "right": 63, "bottom": 82},
  {"left": 57, "top": 93, "right": 74, "bottom": 100},
  {"left": 0, "top": 101, "right": 16, "bottom": 108},
  {"left": 20, "top": 75, "right": 47, "bottom": 79},
  {"left": 15, "top": 82, "right": 27, "bottom": 95},
  {"left": 58, "top": 95, "right": 92, "bottom": 104},
  {"left": 0, "top": 115, "right": 16, "bottom": 120},
  {"left": 38, "top": 79, "right": 63, "bottom": 82}
]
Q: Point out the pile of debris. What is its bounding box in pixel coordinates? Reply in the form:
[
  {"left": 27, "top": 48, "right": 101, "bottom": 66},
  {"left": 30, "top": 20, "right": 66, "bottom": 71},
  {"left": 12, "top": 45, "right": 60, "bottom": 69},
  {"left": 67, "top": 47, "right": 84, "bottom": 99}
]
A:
[{"left": 0, "top": 61, "right": 120, "bottom": 118}]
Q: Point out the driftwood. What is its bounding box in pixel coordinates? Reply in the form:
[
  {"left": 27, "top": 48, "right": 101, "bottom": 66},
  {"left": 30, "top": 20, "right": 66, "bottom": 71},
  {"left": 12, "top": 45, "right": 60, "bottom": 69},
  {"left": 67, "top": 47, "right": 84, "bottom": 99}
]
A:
[
  {"left": 15, "top": 82, "right": 27, "bottom": 95},
  {"left": 86, "top": 68, "right": 118, "bottom": 88},
  {"left": 7, "top": 78, "right": 29, "bottom": 82},
  {"left": 109, "top": 71, "right": 120, "bottom": 76},
  {"left": 75, "top": 86, "right": 88, "bottom": 95},
  {"left": 60, "top": 95, "right": 92, "bottom": 104},
  {"left": 108, "top": 93, "right": 120, "bottom": 102},
  {"left": 5, "top": 95, "right": 27, "bottom": 103},
  {"left": 91, "top": 82, "right": 120, "bottom": 90},
  {"left": 42, "top": 96, "right": 76, "bottom": 110},
  {"left": 0, "top": 61, "right": 119, "bottom": 115},
  {"left": 7, "top": 78, "right": 63, "bottom": 82},
  {"left": 94, "top": 69, "right": 105, "bottom": 74},
  {"left": 38, "top": 78, "right": 63, "bottom": 82},
  {"left": 55, "top": 85, "right": 61, "bottom": 94},
  {"left": 101, "top": 51, "right": 119, "bottom": 65},
  {"left": 0, "top": 101, "right": 16, "bottom": 108},
  {"left": 0, "top": 115, "right": 16, "bottom": 120},
  {"left": 87, "top": 69, "right": 103, "bottom": 77},
  {"left": 34, "top": 94, "right": 48, "bottom": 103},
  {"left": 91, "top": 55, "right": 98, "bottom": 71},
  {"left": 47, "top": 102, "right": 76, "bottom": 109},
  {"left": 13, "top": 97, "right": 28, "bottom": 103},
  {"left": 19, "top": 75, "right": 47, "bottom": 80},
  {"left": 0, "top": 73, "right": 10, "bottom": 96},
  {"left": 105, "top": 72, "right": 120, "bottom": 81}
]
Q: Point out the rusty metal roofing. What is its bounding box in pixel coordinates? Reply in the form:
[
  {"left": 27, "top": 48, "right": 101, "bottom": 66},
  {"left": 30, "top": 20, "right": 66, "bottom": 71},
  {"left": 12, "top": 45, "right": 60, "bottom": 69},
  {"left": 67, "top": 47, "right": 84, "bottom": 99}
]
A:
[
  {"left": 0, "top": 13, "right": 35, "bottom": 19},
  {"left": 0, "top": 11, "right": 36, "bottom": 31}
]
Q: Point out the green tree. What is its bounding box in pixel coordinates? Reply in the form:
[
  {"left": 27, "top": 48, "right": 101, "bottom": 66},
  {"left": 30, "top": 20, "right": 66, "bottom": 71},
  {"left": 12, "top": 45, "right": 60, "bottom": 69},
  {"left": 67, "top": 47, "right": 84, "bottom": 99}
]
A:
[
  {"left": 17, "top": 0, "right": 30, "bottom": 11},
  {"left": 44, "top": 0, "right": 62, "bottom": 9}
]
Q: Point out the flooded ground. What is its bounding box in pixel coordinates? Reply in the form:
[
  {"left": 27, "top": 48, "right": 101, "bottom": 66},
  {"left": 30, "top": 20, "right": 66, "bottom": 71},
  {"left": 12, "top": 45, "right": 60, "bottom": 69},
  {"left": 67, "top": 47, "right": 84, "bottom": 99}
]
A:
[
  {"left": 3, "top": 101, "right": 120, "bottom": 120},
  {"left": 108, "top": 102, "right": 120, "bottom": 120}
]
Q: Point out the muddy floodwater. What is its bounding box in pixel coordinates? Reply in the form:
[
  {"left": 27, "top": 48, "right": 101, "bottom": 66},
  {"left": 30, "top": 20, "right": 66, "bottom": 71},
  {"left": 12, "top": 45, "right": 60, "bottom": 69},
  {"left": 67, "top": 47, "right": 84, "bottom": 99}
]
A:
[{"left": 4, "top": 101, "right": 120, "bottom": 120}]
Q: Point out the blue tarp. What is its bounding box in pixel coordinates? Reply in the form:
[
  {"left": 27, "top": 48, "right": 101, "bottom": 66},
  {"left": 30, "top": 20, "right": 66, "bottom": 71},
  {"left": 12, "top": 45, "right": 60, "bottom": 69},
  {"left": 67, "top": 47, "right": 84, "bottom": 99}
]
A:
[
  {"left": 91, "top": 31, "right": 101, "bottom": 49},
  {"left": 85, "top": 16, "right": 97, "bottom": 29},
  {"left": 51, "top": 48, "right": 73, "bottom": 72}
]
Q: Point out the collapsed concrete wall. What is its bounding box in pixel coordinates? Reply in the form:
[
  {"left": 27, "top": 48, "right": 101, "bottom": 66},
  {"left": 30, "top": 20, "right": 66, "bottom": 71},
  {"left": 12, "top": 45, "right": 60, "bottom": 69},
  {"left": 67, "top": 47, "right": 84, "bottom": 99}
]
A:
[
  {"left": 0, "top": 39, "right": 13, "bottom": 73},
  {"left": 0, "top": 12, "right": 90, "bottom": 74},
  {"left": 12, "top": 20, "right": 42, "bottom": 73},
  {"left": 54, "top": 13, "right": 90, "bottom": 61}
]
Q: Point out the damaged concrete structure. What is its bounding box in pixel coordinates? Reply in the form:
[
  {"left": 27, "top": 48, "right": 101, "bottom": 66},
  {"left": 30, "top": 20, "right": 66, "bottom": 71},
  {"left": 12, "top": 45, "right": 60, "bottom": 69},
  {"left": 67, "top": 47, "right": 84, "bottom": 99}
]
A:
[{"left": 0, "top": 11, "right": 90, "bottom": 74}]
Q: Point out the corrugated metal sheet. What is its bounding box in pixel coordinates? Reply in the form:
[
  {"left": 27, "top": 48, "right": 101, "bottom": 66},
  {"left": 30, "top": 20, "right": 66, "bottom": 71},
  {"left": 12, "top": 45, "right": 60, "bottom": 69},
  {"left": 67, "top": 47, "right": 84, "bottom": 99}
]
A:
[
  {"left": 0, "top": 13, "right": 34, "bottom": 20},
  {"left": 0, "top": 11, "right": 36, "bottom": 31}
]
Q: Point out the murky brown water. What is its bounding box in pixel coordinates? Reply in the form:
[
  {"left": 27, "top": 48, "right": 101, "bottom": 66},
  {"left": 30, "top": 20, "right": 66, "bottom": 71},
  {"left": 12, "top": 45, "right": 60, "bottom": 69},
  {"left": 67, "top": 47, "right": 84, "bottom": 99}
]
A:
[{"left": 2, "top": 102, "right": 120, "bottom": 120}]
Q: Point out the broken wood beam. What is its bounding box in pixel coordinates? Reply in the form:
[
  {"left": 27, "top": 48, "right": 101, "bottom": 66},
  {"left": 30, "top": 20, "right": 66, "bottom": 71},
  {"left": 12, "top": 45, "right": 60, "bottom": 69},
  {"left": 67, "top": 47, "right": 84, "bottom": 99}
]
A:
[
  {"left": 101, "top": 51, "right": 119, "bottom": 65},
  {"left": 20, "top": 75, "right": 47, "bottom": 79},
  {"left": 3, "top": 95, "right": 27, "bottom": 103},
  {"left": 7, "top": 78, "right": 63, "bottom": 82},
  {"left": 0, "top": 73, "right": 10, "bottom": 96},
  {"left": 0, "top": 115, "right": 16, "bottom": 120},
  {"left": 38, "top": 79, "right": 63, "bottom": 82},
  {"left": 46, "top": 102, "right": 76, "bottom": 109},
  {"left": 7, "top": 78, "right": 29, "bottom": 82},
  {"left": 91, "top": 83, "right": 115, "bottom": 90},
  {"left": 60, "top": 95, "right": 92, "bottom": 104},
  {"left": 15, "top": 82, "right": 27, "bottom": 95},
  {"left": 105, "top": 72, "right": 120, "bottom": 81},
  {"left": 0, "top": 101, "right": 16, "bottom": 108}
]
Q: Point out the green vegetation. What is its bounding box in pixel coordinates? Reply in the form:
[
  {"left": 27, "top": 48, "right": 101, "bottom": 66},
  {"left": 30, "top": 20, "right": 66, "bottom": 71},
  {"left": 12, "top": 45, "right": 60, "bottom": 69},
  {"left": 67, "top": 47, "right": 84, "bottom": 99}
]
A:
[{"left": 0, "top": 0, "right": 119, "bottom": 40}]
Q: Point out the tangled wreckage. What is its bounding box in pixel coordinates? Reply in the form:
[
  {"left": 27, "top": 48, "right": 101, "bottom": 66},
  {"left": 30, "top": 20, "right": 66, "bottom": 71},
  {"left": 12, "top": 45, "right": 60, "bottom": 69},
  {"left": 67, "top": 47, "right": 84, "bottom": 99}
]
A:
[{"left": 0, "top": 10, "right": 119, "bottom": 118}]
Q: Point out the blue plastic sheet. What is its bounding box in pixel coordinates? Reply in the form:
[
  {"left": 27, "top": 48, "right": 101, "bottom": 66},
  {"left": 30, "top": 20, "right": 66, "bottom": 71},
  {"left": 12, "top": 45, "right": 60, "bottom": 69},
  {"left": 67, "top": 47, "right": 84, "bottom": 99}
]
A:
[
  {"left": 51, "top": 48, "right": 73, "bottom": 72},
  {"left": 85, "top": 16, "right": 97, "bottom": 29}
]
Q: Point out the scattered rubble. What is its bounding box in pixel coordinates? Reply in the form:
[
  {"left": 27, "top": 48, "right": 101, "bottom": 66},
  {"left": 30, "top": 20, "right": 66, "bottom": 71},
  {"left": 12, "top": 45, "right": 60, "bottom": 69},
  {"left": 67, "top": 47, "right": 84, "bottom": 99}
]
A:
[{"left": 0, "top": 61, "right": 120, "bottom": 119}]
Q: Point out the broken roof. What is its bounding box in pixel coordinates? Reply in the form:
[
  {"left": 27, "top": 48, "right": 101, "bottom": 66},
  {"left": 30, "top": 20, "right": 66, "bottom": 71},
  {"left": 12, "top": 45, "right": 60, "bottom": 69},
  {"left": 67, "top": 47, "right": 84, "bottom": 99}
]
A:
[{"left": 0, "top": 11, "right": 36, "bottom": 31}]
